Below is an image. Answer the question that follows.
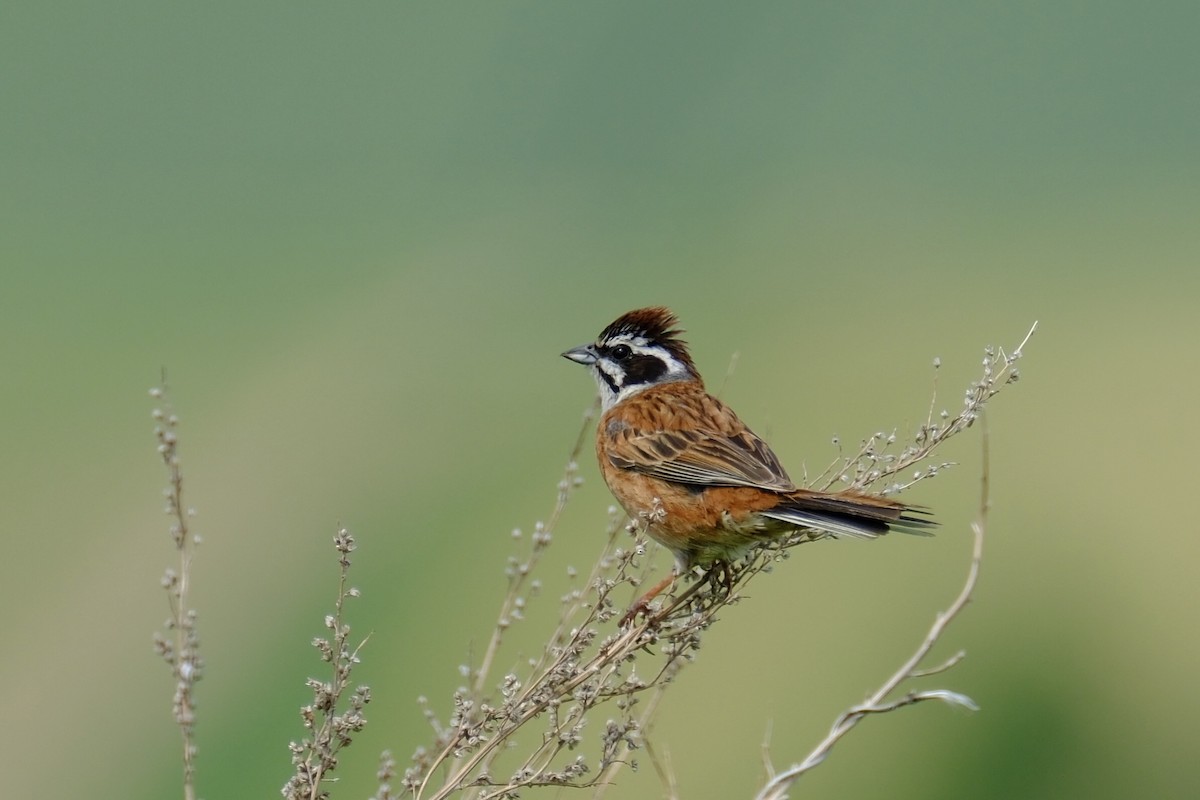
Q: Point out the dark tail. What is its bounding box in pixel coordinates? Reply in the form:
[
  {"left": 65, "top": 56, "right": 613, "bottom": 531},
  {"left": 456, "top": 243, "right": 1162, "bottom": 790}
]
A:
[{"left": 760, "top": 489, "right": 936, "bottom": 540}]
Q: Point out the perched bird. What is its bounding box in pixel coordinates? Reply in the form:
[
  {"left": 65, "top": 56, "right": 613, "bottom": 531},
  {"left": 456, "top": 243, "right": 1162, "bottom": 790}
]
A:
[{"left": 562, "top": 306, "right": 934, "bottom": 622}]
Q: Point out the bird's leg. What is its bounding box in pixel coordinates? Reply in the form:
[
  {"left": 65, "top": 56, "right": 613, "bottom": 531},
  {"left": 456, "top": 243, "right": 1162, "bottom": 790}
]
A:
[
  {"left": 620, "top": 572, "right": 677, "bottom": 627},
  {"left": 703, "top": 559, "right": 736, "bottom": 600}
]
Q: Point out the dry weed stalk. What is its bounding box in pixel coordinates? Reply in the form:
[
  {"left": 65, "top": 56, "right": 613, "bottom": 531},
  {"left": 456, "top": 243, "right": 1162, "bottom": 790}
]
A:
[
  {"left": 755, "top": 412, "right": 996, "bottom": 800},
  {"left": 282, "top": 527, "right": 372, "bottom": 800},
  {"left": 150, "top": 382, "right": 204, "bottom": 800}
]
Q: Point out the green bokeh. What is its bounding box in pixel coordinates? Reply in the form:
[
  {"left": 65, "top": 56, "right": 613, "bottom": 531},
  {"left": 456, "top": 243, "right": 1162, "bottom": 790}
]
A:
[{"left": 3, "top": 3, "right": 1197, "bottom": 798}]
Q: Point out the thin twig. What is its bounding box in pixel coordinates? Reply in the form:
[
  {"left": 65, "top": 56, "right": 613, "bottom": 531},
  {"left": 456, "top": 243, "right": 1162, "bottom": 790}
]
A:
[
  {"left": 754, "top": 414, "right": 993, "bottom": 800},
  {"left": 150, "top": 381, "right": 202, "bottom": 800},
  {"left": 470, "top": 403, "right": 597, "bottom": 698},
  {"left": 282, "top": 528, "right": 372, "bottom": 800}
]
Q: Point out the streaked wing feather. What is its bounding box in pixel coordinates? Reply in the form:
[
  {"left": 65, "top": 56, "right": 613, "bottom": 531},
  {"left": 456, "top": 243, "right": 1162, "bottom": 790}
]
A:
[{"left": 608, "top": 424, "right": 795, "bottom": 492}]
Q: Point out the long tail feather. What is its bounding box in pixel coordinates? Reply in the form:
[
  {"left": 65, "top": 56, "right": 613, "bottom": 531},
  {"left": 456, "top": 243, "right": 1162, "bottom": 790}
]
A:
[{"left": 761, "top": 490, "right": 937, "bottom": 540}]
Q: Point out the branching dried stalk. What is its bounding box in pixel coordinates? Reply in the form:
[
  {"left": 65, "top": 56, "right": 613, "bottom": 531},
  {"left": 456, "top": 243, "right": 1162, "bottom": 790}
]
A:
[
  {"left": 754, "top": 414, "right": 995, "bottom": 800},
  {"left": 283, "top": 527, "right": 372, "bottom": 800},
  {"left": 394, "top": 324, "right": 1036, "bottom": 799},
  {"left": 150, "top": 381, "right": 204, "bottom": 800}
]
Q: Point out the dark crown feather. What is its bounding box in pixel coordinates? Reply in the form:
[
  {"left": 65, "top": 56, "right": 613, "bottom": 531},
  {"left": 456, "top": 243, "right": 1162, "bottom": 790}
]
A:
[{"left": 598, "top": 307, "right": 697, "bottom": 376}]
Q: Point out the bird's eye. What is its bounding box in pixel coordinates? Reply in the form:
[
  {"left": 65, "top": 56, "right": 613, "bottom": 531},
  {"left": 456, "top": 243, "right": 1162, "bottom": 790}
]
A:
[{"left": 610, "top": 344, "right": 633, "bottom": 361}]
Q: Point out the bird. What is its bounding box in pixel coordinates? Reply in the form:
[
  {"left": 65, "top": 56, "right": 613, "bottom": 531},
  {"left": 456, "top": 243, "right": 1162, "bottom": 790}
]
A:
[{"left": 561, "top": 306, "right": 934, "bottom": 623}]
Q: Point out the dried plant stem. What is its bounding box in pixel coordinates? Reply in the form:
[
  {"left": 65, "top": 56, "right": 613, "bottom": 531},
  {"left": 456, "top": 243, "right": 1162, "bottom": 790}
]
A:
[
  {"left": 754, "top": 415, "right": 993, "bottom": 800},
  {"left": 593, "top": 678, "right": 673, "bottom": 798},
  {"left": 428, "top": 623, "right": 641, "bottom": 799},
  {"left": 470, "top": 401, "right": 598, "bottom": 699},
  {"left": 282, "top": 527, "right": 372, "bottom": 800},
  {"left": 149, "top": 382, "right": 203, "bottom": 800},
  {"left": 815, "top": 321, "right": 1036, "bottom": 495}
]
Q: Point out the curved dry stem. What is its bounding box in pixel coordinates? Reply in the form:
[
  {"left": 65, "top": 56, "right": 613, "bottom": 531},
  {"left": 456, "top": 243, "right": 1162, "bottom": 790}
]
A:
[{"left": 753, "top": 413, "right": 993, "bottom": 800}]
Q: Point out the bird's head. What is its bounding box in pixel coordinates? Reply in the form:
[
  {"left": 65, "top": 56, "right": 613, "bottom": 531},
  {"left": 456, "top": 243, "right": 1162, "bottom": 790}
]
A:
[{"left": 562, "top": 306, "right": 699, "bottom": 411}]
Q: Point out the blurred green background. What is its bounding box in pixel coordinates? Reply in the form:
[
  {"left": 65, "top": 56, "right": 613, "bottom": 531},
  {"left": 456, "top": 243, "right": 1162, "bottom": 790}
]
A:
[{"left": 3, "top": 2, "right": 1197, "bottom": 798}]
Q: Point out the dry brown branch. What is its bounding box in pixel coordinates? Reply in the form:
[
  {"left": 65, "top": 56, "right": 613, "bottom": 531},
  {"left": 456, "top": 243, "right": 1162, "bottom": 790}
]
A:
[{"left": 754, "top": 411, "right": 994, "bottom": 800}]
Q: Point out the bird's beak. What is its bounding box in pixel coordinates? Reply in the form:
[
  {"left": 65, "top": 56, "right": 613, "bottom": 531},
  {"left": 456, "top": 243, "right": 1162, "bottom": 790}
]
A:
[{"left": 562, "top": 343, "right": 598, "bottom": 366}]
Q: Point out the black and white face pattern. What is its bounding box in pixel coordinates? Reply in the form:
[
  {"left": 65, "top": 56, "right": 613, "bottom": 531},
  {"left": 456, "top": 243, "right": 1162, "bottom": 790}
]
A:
[
  {"left": 563, "top": 307, "right": 700, "bottom": 411},
  {"left": 575, "top": 333, "right": 695, "bottom": 411}
]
